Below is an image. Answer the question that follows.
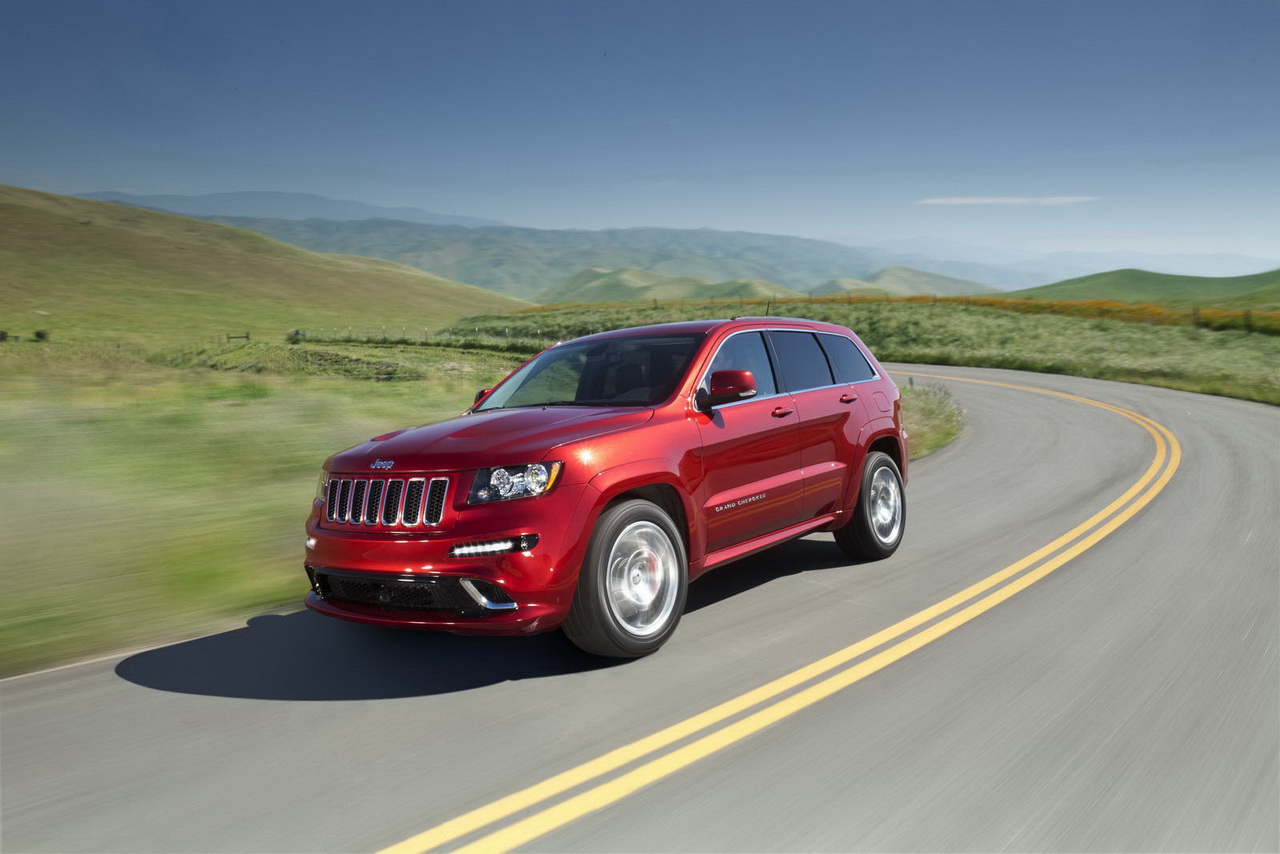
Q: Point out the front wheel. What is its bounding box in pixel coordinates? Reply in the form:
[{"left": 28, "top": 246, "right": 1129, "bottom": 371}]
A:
[
  {"left": 563, "top": 499, "right": 688, "bottom": 658},
  {"left": 834, "top": 451, "right": 905, "bottom": 560}
]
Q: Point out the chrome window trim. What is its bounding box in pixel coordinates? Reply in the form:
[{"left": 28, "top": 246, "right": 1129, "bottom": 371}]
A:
[
  {"left": 695, "top": 327, "right": 881, "bottom": 411},
  {"left": 694, "top": 328, "right": 787, "bottom": 410},
  {"left": 813, "top": 330, "right": 881, "bottom": 384}
]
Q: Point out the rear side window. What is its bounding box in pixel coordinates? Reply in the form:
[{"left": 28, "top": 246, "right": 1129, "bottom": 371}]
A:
[
  {"left": 703, "top": 331, "right": 777, "bottom": 397},
  {"left": 818, "top": 334, "right": 877, "bottom": 383},
  {"left": 768, "top": 331, "right": 834, "bottom": 391}
]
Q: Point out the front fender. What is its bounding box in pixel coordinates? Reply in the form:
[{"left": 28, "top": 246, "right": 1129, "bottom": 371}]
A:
[{"left": 588, "top": 459, "right": 702, "bottom": 566}]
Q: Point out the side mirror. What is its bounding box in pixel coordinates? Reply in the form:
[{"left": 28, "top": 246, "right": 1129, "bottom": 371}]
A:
[
  {"left": 696, "top": 369, "right": 758, "bottom": 412},
  {"left": 473, "top": 388, "right": 491, "bottom": 405}
]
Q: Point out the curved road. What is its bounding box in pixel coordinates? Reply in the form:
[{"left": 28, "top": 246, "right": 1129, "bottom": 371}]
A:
[{"left": 3, "top": 366, "right": 1276, "bottom": 852}]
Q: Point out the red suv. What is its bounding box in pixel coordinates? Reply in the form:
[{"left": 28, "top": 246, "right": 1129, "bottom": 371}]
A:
[{"left": 305, "top": 318, "right": 906, "bottom": 657}]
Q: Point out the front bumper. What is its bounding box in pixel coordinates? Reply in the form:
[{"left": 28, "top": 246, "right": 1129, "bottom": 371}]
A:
[{"left": 303, "top": 481, "right": 598, "bottom": 635}]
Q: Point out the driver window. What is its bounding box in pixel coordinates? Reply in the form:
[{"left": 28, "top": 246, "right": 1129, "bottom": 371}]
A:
[{"left": 703, "top": 332, "right": 777, "bottom": 397}]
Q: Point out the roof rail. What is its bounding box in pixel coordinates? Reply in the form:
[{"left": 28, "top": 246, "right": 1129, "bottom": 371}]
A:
[{"left": 729, "top": 315, "right": 817, "bottom": 323}]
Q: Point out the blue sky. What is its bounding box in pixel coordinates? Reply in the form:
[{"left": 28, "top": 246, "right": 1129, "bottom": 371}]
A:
[{"left": 2, "top": 0, "right": 1277, "bottom": 256}]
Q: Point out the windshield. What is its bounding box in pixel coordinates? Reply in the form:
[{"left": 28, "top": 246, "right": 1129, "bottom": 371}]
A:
[{"left": 476, "top": 334, "right": 703, "bottom": 411}]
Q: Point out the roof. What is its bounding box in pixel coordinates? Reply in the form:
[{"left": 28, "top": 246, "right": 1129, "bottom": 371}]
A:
[{"left": 565, "top": 316, "right": 853, "bottom": 344}]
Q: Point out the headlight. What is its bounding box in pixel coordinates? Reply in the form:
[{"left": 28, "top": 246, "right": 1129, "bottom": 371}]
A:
[
  {"left": 469, "top": 462, "right": 563, "bottom": 504},
  {"left": 315, "top": 470, "right": 329, "bottom": 502}
]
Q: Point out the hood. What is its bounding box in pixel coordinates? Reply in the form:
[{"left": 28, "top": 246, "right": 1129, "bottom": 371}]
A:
[{"left": 326, "top": 406, "right": 654, "bottom": 473}]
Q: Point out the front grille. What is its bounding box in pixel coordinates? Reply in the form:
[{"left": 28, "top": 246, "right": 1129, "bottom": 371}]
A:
[
  {"left": 318, "top": 572, "right": 473, "bottom": 612},
  {"left": 324, "top": 476, "right": 449, "bottom": 528}
]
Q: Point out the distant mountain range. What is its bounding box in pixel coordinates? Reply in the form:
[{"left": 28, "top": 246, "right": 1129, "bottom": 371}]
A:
[
  {"left": 80, "top": 191, "right": 1280, "bottom": 300},
  {"left": 542, "top": 265, "right": 997, "bottom": 304},
  {"left": 811, "top": 267, "right": 996, "bottom": 298},
  {"left": 542, "top": 268, "right": 805, "bottom": 303},
  {"left": 79, "top": 191, "right": 505, "bottom": 228},
  {"left": 829, "top": 236, "right": 1280, "bottom": 281},
  {"left": 191, "top": 216, "right": 1021, "bottom": 300}
]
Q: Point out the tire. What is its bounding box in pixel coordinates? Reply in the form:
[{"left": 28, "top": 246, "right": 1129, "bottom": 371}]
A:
[
  {"left": 834, "top": 451, "right": 905, "bottom": 560},
  {"left": 563, "top": 499, "right": 688, "bottom": 658}
]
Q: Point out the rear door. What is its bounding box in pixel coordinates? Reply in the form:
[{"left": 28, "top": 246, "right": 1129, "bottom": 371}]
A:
[
  {"left": 766, "top": 330, "right": 872, "bottom": 520},
  {"left": 694, "top": 330, "right": 805, "bottom": 553}
]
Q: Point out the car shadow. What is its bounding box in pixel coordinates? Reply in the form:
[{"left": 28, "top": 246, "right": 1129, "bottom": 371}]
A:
[
  {"left": 117, "top": 538, "right": 857, "bottom": 702},
  {"left": 115, "top": 610, "right": 617, "bottom": 702},
  {"left": 685, "top": 536, "right": 857, "bottom": 613}
]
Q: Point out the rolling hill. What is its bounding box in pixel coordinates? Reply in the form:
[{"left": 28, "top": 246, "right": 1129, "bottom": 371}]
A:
[
  {"left": 196, "top": 216, "right": 1012, "bottom": 301},
  {"left": 811, "top": 266, "right": 997, "bottom": 298},
  {"left": 1007, "top": 267, "right": 1280, "bottom": 310},
  {"left": 0, "top": 186, "right": 528, "bottom": 343},
  {"left": 540, "top": 268, "right": 805, "bottom": 304}
]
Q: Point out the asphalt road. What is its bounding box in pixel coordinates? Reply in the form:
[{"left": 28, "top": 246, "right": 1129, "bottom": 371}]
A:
[{"left": 3, "top": 366, "right": 1276, "bottom": 853}]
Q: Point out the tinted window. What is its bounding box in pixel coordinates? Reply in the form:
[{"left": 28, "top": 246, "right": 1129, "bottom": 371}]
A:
[
  {"left": 818, "top": 334, "right": 876, "bottom": 383},
  {"left": 703, "top": 331, "right": 777, "bottom": 397},
  {"left": 768, "top": 331, "right": 834, "bottom": 391},
  {"left": 478, "top": 335, "right": 701, "bottom": 409}
]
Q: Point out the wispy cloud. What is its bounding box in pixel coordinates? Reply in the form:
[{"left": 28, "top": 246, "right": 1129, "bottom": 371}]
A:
[{"left": 917, "top": 196, "right": 1102, "bottom": 206}]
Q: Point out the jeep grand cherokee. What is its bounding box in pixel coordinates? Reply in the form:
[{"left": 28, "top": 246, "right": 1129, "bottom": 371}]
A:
[{"left": 304, "top": 317, "right": 906, "bottom": 657}]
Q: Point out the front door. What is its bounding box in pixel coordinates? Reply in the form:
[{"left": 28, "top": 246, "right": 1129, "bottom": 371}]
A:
[{"left": 694, "top": 331, "right": 805, "bottom": 553}]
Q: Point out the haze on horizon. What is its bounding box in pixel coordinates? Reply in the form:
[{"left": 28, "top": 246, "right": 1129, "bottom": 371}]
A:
[{"left": 1, "top": 0, "right": 1277, "bottom": 260}]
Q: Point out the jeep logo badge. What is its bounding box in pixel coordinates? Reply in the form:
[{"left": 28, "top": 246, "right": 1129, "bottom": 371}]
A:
[{"left": 371, "top": 459, "right": 394, "bottom": 470}]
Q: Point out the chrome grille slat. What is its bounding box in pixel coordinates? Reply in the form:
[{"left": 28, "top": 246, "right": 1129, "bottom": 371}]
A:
[
  {"left": 351, "top": 480, "right": 368, "bottom": 525},
  {"left": 364, "top": 480, "right": 385, "bottom": 525},
  {"left": 325, "top": 479, "right": 339, "bottom": 521},
  {"left": 382, "top": 480, "right": 404, "bottom": 526},
  {"left": 403, "top": 479, "right": 426, "bottom": 527},
  {"left": 425, "top": 478, "right": 448, "bottom": 526},
  {"left": 336, "top": 479, "right": 353, "bottom": 523},
  {"left": 323, "top": 475, "right": 449, "bottom": 528}
]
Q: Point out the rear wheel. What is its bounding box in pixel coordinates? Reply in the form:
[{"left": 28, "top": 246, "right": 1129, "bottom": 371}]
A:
[
  {"left": 563, "top": 499, "right": 687, "bottom": 658},
  {"left": 834, "top": 451, "right": 905, "bottom": 560}
]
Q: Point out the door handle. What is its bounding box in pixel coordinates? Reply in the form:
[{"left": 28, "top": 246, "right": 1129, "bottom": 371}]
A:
[
  {"left": 771, "top": 406, "right": 794, "bottom": 418},
  {"left": 839, "top": 393, "right": 858, "bottom": 404}
]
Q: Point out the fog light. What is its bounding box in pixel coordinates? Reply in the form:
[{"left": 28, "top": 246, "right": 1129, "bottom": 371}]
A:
[
  {"left": 305, "top": 537, "right": 317, "bottom": 550},
  {"left": 449, "top": 534, "right": 539, "bottom": 558}
]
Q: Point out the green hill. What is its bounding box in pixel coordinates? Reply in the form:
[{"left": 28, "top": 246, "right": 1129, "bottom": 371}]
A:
[
  {"left": 812, "top": 266, "right": 997, "bottom": 298},
  {"left": 539, "top": 267, "right": 804, "bottom": 304},
  {"left": 1007, "top": 267, "right": 1280, "bottom": 310},
  {"left": 0, "top": 186, "right": 528, "bottom": 344},
  {"left": 199, "top": 216, "right": 915, "bottom": 300}
]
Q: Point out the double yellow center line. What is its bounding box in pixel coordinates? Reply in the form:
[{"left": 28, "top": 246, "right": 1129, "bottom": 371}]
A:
[{"left": 380, "top": 374, "right": 1182, "bottom": 854}]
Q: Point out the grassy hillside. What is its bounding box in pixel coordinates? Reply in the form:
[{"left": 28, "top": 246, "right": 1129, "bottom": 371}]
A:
[
  {"left": 437, "top": 300, "right": 1280, "bottom": 405},
  {"left": 1008, "top": 267, "right": 1280, "bottom": 310},
  {"left": 541, "top": 267, "right": 804, "bottom": 303},
  {"left": 0, "top": 186, "right": 528, "bottom": 344},
  {"left": 812, "top": 266, "right": 996, "bottom": 297}
]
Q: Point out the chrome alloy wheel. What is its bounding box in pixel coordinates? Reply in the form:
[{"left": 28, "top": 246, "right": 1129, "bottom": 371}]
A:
[
  {"left": 605, "top": 520, "right": 679, "bottom": 637},
  {"left": 869, "top": 465, "right": 903, "bottom": 545}
]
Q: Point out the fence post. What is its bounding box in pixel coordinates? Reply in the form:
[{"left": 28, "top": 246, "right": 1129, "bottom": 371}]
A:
[
  {"left": 1244, "top": 309, "right": 1253, "bottom": 332},
  {"left": 1192, "top": 307, "right": 1201, "bottom": 328}
]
